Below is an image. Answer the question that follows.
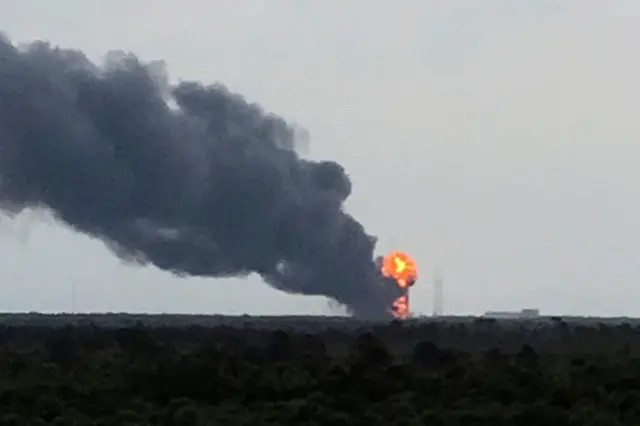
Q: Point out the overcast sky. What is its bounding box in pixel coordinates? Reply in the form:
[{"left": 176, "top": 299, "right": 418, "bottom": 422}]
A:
[{"left": 1, "top": 1, "right": 639, "bottom": 317}]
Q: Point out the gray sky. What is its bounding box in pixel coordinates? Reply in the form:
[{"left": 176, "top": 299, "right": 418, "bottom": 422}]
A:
[{"left": 1, "top": 0, "right": 639, "bottom": 317}]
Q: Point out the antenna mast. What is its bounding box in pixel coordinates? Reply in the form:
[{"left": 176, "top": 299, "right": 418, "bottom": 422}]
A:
[
  {"left": 71, "top": 282, "right": 77, "bottom": 314},
  {"left": 433, "top": 268, "right": 443, "bottom": 316}
]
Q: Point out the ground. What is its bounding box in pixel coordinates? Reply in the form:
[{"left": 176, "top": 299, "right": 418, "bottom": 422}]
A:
[{"left": 0, "top": 313, "right": 638, "bottom": 425}]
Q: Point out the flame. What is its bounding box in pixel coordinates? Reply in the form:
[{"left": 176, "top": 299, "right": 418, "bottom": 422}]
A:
[
  {"left": 392, "top": 295, "right": 409, "bottom": 319},
  {"left": 379, "top": 251, "right": 417, "bottom": 319}
]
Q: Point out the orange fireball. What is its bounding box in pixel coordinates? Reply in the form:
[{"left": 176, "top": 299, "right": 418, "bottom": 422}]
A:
[
  {"left": 379, "top": 251, "right": 418, "bottom": 320},
  {"left": 380, "top": 251, "right": 417, "bottom": 288}
]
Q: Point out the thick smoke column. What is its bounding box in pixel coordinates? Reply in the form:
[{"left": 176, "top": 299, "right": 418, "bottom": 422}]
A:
[{"left": 0, "top": 34, "right": 395, "bottom": 319}]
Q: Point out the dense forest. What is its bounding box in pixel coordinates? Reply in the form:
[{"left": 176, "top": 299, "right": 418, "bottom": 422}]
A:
[{"left": 1, "top": 314, "right": 639, "bottom": 425}]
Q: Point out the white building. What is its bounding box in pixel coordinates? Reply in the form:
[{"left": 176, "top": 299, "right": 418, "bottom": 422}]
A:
[{"left": 483, "top": 309, "right": 540, "bottom": 319}]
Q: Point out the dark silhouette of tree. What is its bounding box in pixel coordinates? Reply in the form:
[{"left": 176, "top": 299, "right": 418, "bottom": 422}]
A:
[
  {"left": 352, "top": 332, "right": 392, "bottom": 367},
  {"left": 0, "top": 315, "right": 639, "bottom": 423},
  {"left": 412, "top": 340, "right": 440, "bottom": 367}
]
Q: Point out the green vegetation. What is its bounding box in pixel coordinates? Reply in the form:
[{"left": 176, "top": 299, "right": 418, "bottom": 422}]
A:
[{"left": 1, "top": 314, "right": 639, "bottom": 424}]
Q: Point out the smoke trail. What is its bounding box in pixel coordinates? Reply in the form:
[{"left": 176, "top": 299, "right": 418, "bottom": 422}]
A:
[{"left": 0, "top": 34, "right": 396, "bottom": 319}]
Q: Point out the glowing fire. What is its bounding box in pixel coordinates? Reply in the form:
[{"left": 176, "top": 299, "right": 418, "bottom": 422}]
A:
[{"left": 380, "top": 251, "right": 417, "bottom": 319}]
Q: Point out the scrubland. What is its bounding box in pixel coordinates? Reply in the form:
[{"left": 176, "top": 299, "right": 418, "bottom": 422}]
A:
[{"left": 0, "top": 313, "right": 639, "bottom": 425}]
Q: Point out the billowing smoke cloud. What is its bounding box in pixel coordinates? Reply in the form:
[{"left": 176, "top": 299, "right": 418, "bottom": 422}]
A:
[{"left": 0, "top": 34, "right": 398, "bottom": 319}]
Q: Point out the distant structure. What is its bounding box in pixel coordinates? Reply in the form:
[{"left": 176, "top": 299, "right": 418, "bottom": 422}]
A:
[
  {"left": 483, "top": 308, "right": 540, "bottom": 319},
  {"left": 433, "top": 268, "right": 443, "bottom": 316},
  {"left": 71, "top": 282, "right": 77, "bottom": 314}
]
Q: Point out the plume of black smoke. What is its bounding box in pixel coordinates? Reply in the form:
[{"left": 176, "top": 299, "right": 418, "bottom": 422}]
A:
[{"left": 0, "top": 34, "right": 398, "bottom": 319}]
